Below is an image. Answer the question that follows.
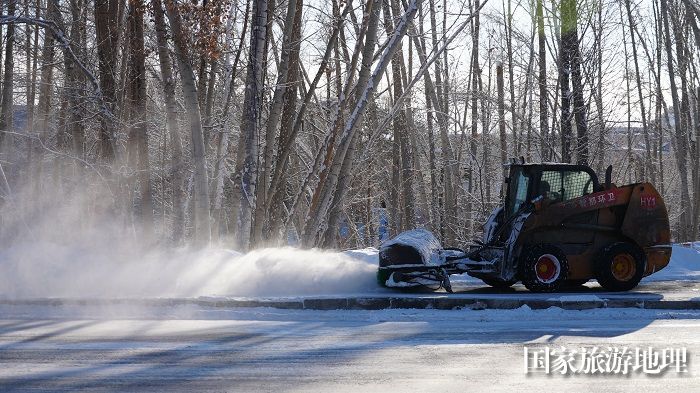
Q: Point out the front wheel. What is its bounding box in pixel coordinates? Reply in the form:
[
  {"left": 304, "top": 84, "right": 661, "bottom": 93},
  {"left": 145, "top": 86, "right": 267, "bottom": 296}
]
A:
[
  {"left": 519, "top": 244, "right": 569, "bottom": 292},
  {"left": 595, "top": 242, "right": 646, "bottom": 292}
]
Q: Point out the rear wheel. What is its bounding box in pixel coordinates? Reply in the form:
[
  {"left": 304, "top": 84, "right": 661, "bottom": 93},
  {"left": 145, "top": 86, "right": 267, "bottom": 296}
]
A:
[
  {"left": 519, "top": 244, "right": 569, "bottom": 292},
  {"left": 595, "top": 242, "right": 645, "bottom": 292}
]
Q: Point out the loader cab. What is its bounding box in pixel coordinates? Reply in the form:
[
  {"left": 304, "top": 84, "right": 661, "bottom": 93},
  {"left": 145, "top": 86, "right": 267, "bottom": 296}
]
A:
[{"left": 504, "top": 163, "right": 600, "bottom": 218}]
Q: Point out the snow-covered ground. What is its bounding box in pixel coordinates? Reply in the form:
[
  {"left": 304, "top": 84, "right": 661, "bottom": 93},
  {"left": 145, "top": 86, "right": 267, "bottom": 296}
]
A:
[
  {"left": 645, "top": 243, "right": 700, "bottom": 282},
  {"left": 0, "top": 303, "right": 699, "bottom": 392}
]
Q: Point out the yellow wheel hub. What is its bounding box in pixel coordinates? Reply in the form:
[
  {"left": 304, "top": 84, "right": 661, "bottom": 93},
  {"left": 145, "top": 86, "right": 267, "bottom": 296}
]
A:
[{"left": 611, "top": 253, "right": 636, "bottom": 281}]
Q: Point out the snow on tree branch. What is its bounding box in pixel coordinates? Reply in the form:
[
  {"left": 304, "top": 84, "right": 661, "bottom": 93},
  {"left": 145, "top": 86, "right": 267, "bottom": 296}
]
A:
[{"left": 0, "top": 14, "right": 117, "bottom": 125}]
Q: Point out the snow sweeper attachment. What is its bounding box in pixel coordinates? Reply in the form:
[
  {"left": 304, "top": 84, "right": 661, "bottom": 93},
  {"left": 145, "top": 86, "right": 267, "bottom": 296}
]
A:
[{"left": 378, "top": 162, "right": 673, "bottom": 293}]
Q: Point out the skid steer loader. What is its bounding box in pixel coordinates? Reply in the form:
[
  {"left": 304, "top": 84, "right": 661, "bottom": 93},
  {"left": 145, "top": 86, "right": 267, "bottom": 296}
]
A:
[{"left": 378, "top": 161, "right": 672, "bottom": 292}]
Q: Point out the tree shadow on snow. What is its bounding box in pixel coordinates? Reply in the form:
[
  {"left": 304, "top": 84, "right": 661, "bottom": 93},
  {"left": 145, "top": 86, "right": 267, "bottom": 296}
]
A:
[{"left": 0, "top": 300, "right": 693, "bottom": 392}]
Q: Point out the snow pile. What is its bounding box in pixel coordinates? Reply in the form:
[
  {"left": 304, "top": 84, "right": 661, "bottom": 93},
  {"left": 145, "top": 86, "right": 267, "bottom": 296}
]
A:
[
  {"left": 643, "top": 244, "right": 700, "bottom": 282},
  {"left": 0, "top": 240, "right": 381, "bottom": 299}
]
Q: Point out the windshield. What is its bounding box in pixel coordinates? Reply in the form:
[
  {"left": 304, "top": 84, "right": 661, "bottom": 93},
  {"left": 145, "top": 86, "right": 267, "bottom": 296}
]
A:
[{"left": 507, "top": 167, "right": 530, "bottom": 216}]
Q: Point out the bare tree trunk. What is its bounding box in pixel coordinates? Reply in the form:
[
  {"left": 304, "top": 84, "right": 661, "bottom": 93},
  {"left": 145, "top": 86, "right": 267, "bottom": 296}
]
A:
[
  {"left": 549, "top": 0, "right": 561, "bottom": 158},
  {"left": 126, "top": 0, "right": 153, "bottom": 238},
  {"left": 19, "top": 0, "right": 37, "bottom": 216},
  {"left": 669, "top": 0, "right": 698, "bottom": 239},
  {"left": 660, "top": 0, "right": 691, "bottom": 240},
  {"left": 429, "top": 0, "right": 455, "bottom": 243},
  {"left": 304, "top": 0, "right": 379, "bottom": 244},
  {"left": 620, "top": 10, "right": 634, "bottom": 182},
  {"left": 165, "top": 0, "right": 211, "bottom": 245},
  {"left": 694, "top": 85, "right": 700, "bottom": 237},
  {"left": 322, "top": 0, "right": 381, "bottom": 247},
  {"left": 268, "top": 2, "right": 350, "bottom": 238},
  {"left": 654, "top": 0, "right": 665, "bottom": 194},
  {"left": 389, "top": 123, "right": 401, "bottom": 235},
  {"left": 497, "top": 62, "right": 506, "bottom": 177},
  {"left": 204, "top": 60, "right": 218, "bottom": 127},
  {"left": 215, "top": 1, "right": 250, "bottom": 239},
  {"left": 469, "top": 0, "right": 481, "bottom": 237},
  {"left": 481, "top": 50, "right": 492, "bottom": 204},
  {"left": 383, "top": 0, "right": 415, "bottom": 230},
  {"left": 235, "top": 0, "right": 268, "bottom": 250},
  {"left": 559, "top": 0, "right": 572, "bottom": 163},
  {"left": 94, "top": 0, "right": 120, "bottom": 161},
  {"left": 0, "top": 0, "right": 16, "bottom": 150},
  {"left": 24, "top": 0, "right": 37, "bottom": 135},
  {"left": 399, "top": 37, "right": 429, "bottom": 227},
  {"left": 33, "top": 0, "right": 56, "bottom": 190},
  {"left": 300, "top": 0, "right": 420, "bottom": 246},
  {"left": 567, "top": 1, "right": 587, "bottom": 165},
  {"left": 36, "top": 0, "right": 55, "bottom": 135},
  {"left": 624, "top": 0, "right": 654, "bottom": 182},
  {"left": 560, "top": 0, "right": 587, "bottom": 164},
  {"left": 267, "top": 0, "right": 300, "bottom": 240},
  {"left": 498, "top": 0, "right": 515, "bottom": 157},
  {"left": 667, "top": 2, "right": 700, "bottom": 240},
  {"left": 536, "top": 0, "right": 549, "bottom": 161},
  {"left": 211, "top": 0, "right": 248, "bottom": 241},
  {"left": 415, "top": 5, "right": 438, "bottom": 232},
  {"left": 66, "top": 0, "right": 86, "bottom": 161},
  {"left": 299, "top": 2, "right": 371, "bottom": 243},
  {"left": 152, "top": 0, "right": 184, "bottom": 243},
  {"left": 253, "top": 0, "right": 298, "bottom": 243},
  {"left": 593, "top": 0, "right": 605, "bottom": 174}
]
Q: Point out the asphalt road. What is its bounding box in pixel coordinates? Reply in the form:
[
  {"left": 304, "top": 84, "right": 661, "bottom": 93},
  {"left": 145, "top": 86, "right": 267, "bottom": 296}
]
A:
[{"left": 0, "top": 303, "right": 699, "bottom": 392}]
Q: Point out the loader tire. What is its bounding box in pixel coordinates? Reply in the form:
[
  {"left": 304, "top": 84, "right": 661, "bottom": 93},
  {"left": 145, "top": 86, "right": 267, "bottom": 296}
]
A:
[
  {"left": 595, "top": 242, "right": 645, "bottom": 292},
  {"left": 480, "top": 277, "right": 517, "bottom": 289},
  {"left": 519, "top": 244, "right": 569, "bottom": 293}
]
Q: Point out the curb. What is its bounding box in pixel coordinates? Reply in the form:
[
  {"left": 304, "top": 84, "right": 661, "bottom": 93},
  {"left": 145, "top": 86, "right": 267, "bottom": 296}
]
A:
[{"left": 1, "top": 296, "right": 699, "bottom": 311}]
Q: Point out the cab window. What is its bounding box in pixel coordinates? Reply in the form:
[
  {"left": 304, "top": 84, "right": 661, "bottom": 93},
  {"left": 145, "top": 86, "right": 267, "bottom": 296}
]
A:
[
  {"left": 539, "top": 170, "right": 594, "bottom": 203},
  {"left": 507, "top": 168, "right": 530, "bottom": 216}
]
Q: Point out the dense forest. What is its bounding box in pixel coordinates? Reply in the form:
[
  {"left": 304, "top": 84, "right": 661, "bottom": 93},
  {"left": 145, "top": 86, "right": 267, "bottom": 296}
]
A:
[{"left": 0, "top": 0, "right": 698, "bottom": 251}]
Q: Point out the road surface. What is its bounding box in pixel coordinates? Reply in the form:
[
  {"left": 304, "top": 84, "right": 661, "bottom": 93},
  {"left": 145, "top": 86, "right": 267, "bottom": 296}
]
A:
[{"left": 0, "top": 302, "right": 699, "bottom": 392}]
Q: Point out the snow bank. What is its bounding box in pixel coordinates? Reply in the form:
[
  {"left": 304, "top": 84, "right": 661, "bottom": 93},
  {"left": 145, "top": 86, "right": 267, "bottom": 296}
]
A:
[
  {"left": 0, "top": 241, "right": 381, "bottom": 299},
  {"left": 643, "top": 244, "right": 700, "bottom": 282}
]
